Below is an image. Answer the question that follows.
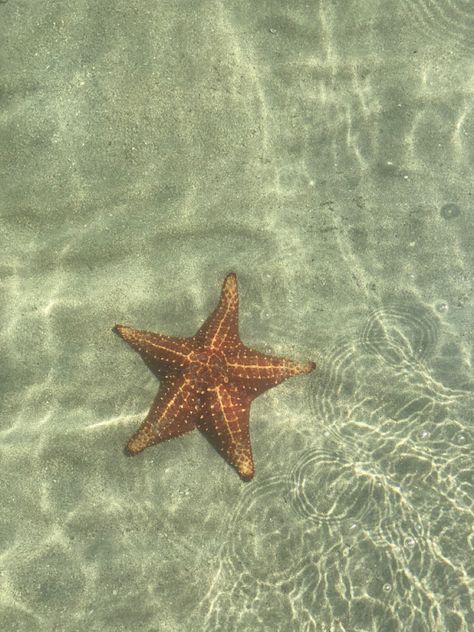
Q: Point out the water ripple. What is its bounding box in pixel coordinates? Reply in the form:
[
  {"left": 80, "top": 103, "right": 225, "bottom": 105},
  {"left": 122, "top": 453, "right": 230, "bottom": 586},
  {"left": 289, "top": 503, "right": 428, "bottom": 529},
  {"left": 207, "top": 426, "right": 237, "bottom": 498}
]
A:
[
  {"left": 288, "top": 447, "right": 384, "bottom": 527},
  {"left": 360, "top": 297, "right": 440, "bottom": 367},
  {"left": 401, "top": 0, "right": 474, "bottom": 52}
]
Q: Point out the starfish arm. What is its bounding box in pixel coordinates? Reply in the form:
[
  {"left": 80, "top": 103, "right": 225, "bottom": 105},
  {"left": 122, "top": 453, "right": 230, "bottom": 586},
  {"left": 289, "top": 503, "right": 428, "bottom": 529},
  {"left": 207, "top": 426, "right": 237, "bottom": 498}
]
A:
[
  {"left": 114, "top": 325, "right": 193, "bottom": 374},
  {"left": 195, "top": 272, "right": 240, "bottom": 351},
  {"left": 198, "top": 384, "right": 255, "bottom": 480},
  {"left": 227, "top": 347, "right": 315, "bottom": 396},
  {"left": 126, "top": 375, "right": 199, "bottom": 455}
]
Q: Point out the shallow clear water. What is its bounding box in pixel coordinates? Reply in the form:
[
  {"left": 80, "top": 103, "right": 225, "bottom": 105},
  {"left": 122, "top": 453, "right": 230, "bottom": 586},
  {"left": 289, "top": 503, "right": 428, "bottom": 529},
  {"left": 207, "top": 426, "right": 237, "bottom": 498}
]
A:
[{"left": 1, "top": 1, "right": 473, "bottom": 631}]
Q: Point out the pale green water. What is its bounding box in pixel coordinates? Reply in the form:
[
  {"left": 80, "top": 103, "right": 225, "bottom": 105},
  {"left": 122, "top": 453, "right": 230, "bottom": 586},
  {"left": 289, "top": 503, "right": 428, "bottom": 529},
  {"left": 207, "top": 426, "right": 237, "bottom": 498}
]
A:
[{"left": 1, "top": 1, "right": 473, "bottom": 631}]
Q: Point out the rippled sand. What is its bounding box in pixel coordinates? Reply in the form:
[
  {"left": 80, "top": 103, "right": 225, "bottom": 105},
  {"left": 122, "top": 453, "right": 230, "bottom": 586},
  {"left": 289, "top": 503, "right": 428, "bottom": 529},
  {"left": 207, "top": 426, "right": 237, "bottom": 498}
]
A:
[{"left": 1, "top": 1, "right": 473, "bottom": 631}]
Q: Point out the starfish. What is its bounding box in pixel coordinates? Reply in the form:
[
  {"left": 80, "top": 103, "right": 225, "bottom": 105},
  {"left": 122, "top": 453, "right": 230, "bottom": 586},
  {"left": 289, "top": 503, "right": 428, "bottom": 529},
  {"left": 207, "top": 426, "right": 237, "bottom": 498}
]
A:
[{"left": 114, "top": 273, "right": 315, "bottom": 480}]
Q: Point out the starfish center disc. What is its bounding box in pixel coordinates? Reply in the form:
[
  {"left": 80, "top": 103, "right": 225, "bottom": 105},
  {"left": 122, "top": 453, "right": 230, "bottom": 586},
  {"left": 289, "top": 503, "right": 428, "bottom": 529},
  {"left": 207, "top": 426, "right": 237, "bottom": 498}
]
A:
[{"left": 188, "top": 349, "right": 229, "bottom": 388}]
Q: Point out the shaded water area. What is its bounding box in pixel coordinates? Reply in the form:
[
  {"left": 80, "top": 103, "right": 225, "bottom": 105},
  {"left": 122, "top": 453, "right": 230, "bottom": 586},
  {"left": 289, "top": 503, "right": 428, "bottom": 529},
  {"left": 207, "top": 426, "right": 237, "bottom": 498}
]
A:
[{"left": 1, "top": 1, "right": 473, "bottom": 631}]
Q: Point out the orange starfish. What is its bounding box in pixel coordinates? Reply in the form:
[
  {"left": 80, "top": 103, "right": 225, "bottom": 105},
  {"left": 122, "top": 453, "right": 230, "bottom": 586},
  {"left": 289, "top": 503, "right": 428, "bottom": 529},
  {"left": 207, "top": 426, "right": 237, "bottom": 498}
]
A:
[{"left": 114, "top": 273, "right": 315, "bottom": 480}]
